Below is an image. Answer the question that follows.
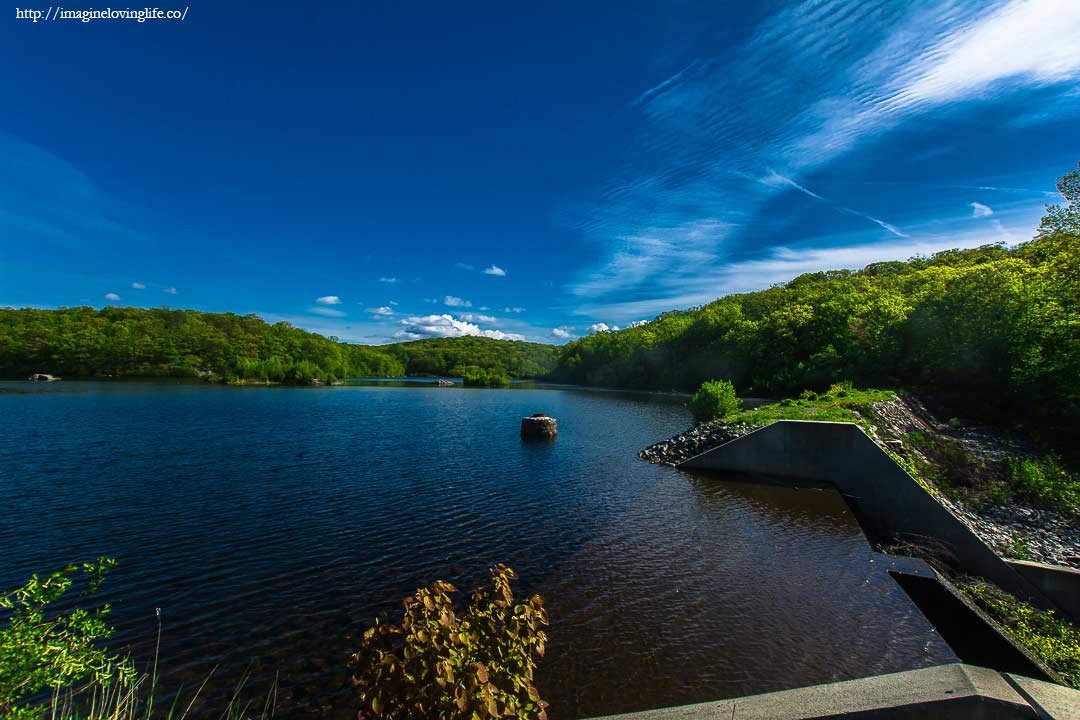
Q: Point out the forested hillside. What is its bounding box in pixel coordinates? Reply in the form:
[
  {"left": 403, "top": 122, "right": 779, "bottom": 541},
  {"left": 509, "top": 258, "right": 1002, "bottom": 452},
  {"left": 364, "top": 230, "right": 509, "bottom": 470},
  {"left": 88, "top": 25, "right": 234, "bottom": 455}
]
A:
[
  {"left": 382, "top": 336, "right": 558, "bottom": 378},
  {"left": 0, "top": 307, "right": 558, "bottom": 383},
  {"left": 552, "top": 164, "right": 1079, "bottom": 442},
  {"left": 0, "top": 307, "right": 405, "bottom": 383}
]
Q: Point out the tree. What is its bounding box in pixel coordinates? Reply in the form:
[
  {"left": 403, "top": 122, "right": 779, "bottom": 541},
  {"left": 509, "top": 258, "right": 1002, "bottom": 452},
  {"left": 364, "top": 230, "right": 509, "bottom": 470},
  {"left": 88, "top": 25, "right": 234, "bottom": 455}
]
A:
[{"left": 1039, "top": 161, "right": 1080, "bottom": 238}]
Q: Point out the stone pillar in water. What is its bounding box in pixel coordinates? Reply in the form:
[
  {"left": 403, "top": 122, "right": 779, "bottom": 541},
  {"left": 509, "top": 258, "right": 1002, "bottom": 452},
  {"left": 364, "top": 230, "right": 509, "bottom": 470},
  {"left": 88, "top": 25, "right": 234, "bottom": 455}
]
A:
[{"left": 521, "top": 414, "right": 557, "bottom": 440}]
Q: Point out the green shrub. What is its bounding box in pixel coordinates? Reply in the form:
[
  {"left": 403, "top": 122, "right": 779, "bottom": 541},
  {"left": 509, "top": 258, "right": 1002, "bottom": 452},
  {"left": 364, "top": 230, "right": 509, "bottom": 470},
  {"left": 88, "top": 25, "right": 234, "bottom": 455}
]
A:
[
  {"left": 1009, "top": 456, "right": 1079, "bottom": 512},
  {"left": 352, "top": 565, "right": 549, "bottom": 720},
  {"left": 0, "top": 558, "right": 135, "bottom": 720},
  {"left": 962, "top": 580, "right": 1080, "bottom": 688},
  {"left": 459, "top": 365, "right": 511, "bottom": 387},
  {"left": 827, "top": 381, "right": 853, "bottom": 397},
  {"left": 689, "top": 380, "right": 739, "bottom": 422}
]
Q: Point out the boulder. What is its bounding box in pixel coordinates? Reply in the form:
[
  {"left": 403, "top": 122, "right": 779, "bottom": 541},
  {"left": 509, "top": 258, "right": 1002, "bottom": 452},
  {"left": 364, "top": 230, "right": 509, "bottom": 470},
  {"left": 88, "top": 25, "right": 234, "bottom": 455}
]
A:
[{"left": 521, "top": 414, "right": 557, "bottom": 440}]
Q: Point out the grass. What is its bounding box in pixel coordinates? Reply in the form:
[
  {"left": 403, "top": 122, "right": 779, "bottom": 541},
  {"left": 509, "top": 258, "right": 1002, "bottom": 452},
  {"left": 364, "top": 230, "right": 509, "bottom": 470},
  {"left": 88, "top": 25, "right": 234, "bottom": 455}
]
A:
[
  {"left": 731, "top": 384, "right": 893, "bottom": 429},
  {"left": 44, "top": 669, "right": 277, "bottom": 720},
  {"left": 721, "top": 383, "right": 1079, "bottom": 515},
  {"left": 959, "top": 579, "right": 1080, "bottom": 689}
]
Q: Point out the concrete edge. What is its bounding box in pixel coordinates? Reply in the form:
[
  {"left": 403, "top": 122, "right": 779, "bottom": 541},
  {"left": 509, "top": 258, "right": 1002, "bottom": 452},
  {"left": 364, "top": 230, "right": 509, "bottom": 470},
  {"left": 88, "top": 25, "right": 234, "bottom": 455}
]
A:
[
  {"left": 584, "top": 663, "right": 1080, "bottom": 719},
  {"left": 1006, "top": 560, "right": 1080, "bottom": 622}
]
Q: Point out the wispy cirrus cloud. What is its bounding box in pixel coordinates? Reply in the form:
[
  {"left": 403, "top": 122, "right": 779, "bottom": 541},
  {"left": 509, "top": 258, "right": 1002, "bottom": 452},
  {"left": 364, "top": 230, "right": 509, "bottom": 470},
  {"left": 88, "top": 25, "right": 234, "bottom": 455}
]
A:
[
  {"left": 310, "top": 306, "right": 346, "bottom": 318},
  {"left": 315, "top": 295, "right": 342, "bottom": 305},
  {"left": 971, "top": 202, "right": 994, "bottom": 218},
  {"left": 378, "top": 277, "right": 398, "bottom": 284},
  {"left": 131, "top": 282, "right": 145, "bottom": 290},
  {"left": 566, "top": 0, "right": 1080, "bottom": 322},
  {"left": 458, "top": 313, "right": 497, "bottom": 323}
]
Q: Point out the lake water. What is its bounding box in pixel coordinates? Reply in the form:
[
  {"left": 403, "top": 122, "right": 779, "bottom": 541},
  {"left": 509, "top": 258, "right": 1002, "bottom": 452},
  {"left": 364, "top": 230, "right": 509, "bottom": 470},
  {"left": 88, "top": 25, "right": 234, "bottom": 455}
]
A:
[{"left": 0, "top": 381, "right": 955, "bottom": 718}]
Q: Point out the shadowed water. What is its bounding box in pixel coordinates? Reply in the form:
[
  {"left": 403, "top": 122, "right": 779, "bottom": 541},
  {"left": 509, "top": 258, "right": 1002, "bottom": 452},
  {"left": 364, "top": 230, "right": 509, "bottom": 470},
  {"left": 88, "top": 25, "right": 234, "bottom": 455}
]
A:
[{"left": 0, "top": 381, "right": 955, "bottom": 717}]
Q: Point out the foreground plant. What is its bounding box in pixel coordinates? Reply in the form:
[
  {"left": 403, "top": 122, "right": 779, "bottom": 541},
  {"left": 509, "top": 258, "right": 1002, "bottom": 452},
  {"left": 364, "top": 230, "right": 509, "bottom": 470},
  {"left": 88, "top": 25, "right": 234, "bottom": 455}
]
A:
[
  {"left": 352, "top": 564, "right": 549, "bottom": 720},
  {"left": 0, "top": 558, "right": 135, "bottom": 720},
  {"left": 961, "top": 579, "right": 1080, "bottom": 688}
]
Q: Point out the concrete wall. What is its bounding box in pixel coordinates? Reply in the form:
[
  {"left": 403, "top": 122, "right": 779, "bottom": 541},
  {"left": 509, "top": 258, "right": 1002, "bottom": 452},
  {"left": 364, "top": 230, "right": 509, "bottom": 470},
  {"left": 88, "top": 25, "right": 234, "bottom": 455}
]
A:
[
  {"left": 678, "top": 421, "right": 1057, "bottom": 614},
  {"left": 586, "top": 663, "right": 1080, "bottom": 719},
  {"left": 1007, "top": 560, "right": 1080, "bottom": 621}
]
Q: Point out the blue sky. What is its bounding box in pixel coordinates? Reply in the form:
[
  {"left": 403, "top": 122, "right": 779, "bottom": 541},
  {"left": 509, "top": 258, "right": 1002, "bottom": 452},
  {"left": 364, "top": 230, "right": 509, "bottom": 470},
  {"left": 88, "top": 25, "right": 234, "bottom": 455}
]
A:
[{"left": 2, "top": 1, "right": 1078, "bottom": 344}]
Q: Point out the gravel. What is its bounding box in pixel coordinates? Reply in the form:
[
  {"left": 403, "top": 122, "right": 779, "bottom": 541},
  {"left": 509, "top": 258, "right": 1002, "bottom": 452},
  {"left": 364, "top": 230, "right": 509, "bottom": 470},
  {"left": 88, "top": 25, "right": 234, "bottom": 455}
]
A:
[{"left": 639, "top": 396, "right": 1080, "bottom": 570}]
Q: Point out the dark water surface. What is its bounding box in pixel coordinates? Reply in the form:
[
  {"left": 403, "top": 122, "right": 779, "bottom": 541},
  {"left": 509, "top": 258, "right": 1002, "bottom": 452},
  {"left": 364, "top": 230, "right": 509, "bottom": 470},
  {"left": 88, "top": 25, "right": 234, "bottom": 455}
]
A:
[{"left": 0, "top": 381, "right": 955, "bottom": 717}]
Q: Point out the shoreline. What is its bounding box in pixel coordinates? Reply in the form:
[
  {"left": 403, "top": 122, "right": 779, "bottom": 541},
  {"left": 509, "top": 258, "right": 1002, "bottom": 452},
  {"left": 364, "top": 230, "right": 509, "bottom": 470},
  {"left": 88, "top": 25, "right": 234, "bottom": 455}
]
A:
[{"left": 642, "top": 395, "right": 1080, "bottom": 570}]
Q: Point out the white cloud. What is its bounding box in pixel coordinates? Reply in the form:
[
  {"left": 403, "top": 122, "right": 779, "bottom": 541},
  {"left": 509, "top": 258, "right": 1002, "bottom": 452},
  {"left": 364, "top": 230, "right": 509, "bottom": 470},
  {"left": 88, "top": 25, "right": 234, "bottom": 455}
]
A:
[
  {"left": 896, "top": 0, "right": 1080, "bottom": 110},
  {"left": 315, "top": 295, "right": 342, "bottom": 305},
  {"left": 459, "top": 313, "right": 497, "bottom": 323},
  {"left": 483, "top": 264, "right": 507, "bottom": 277},
  {"left": 388, "top": 300, "right": 399, "bottom": 306},
  {"left": 310, "top": 307, "right": 346, "bottom": 317},
  {"left": 503, "top": 306, "right": 525, "bottom": 313},
  {"left": 424, "top": 297, "right": 439, "bottom": 303},
  {"left": 131, "top": 282, "right": 146, "bottom": 290},
  {"left": 395, "top": 314, "right": 525, "bottom": 341},
  {"left": 162, "top": 287, "right": 178, "bottom": 295},
  {"left": 588, "top": 322, "right": 619, "bottom": 334},
  {"left": 628, "top": 319, "right": 650, "bottom": 328},
  {"left": 551, "top": 327, "right": 574, "bottom": 339},
  {"left": 478, "top": 306, "right": 491, "bottom": 311},
  {"left": 366, "top": 306, "right": 395, "bottom": 316},
  {"left": 104, "top": 292, "right": 120, "bottom": 302},
  {"left": 379, "top": 277, "right": 398, "bottom": 283},
  {"left": 444, "top": 295, "right": 472, "bottom": 307},
  {"left": 455, "top": 262, "right": 474, "bottom": 270},
  {"left": 574, "top": 230, "right": 1010, "bottom": 322},
  {"left": 568, "top": 0, "right": 1080, "bottom": 319},
  {"left": 970, "top": 202, "right": 994, "bottom": 218}
]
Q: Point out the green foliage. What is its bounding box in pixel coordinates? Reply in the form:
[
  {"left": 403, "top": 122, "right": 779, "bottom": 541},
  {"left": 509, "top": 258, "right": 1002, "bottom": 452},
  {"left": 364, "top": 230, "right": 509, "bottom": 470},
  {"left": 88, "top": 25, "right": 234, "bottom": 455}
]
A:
[
  {"left": 385, "top": 337, "right": 558, "bottom": 379},
  {"left": 736, "top": 388, "right": 893, "bottom": 428},
  {"left": 352, "top": 565, "right": 549, "bottom": 720},
  {"left": 961, "top": 580, "right": 1080, "bottom": 688},
  {"left": 1007, "top": 456, "right": 1079, "bottom": 513},
  {"left": 0, "top": 307, "right": 405, "bottom": 384},
  {"left": 689, "top": 380, "right": 739, "bottom": 422},
  {"left": 456, "top": 365, "right": 511, "bottom": 387},
  {"left": 0, "top": 308, "right": 561, "bottom": 384},
  {"left": 1038, "top": 161, "right": 1080, "bottom": 238},
  {"left": 0, "top": 558, "right": 135, "bottom": 720},
  {"left": 550, "top": 162, "right": 1080, "bottom": 448}
]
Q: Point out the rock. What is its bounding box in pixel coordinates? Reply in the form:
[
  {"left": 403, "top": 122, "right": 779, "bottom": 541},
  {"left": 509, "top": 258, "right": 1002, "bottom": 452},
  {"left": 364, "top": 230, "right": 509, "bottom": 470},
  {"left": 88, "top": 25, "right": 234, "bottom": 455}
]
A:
[
  {"left": 521, "top": 414, "right": 557, "bottom": 440},
  {"left": 27, "top": 373, "right": 59, "bottom": 381},
  {"left": 434, "top": 379, "right": 455, "bottom": 386}
]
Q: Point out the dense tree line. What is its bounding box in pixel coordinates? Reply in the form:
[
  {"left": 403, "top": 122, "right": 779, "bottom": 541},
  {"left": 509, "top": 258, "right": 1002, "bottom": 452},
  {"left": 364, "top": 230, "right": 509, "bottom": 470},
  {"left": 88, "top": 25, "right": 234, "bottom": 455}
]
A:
[
  {"left": 0, "top": 307, "right": 406, "bottom": 383},
  {"left": 552, "top": 163, "right": 1080, "bottom": 444},
  {"left": 382, "top": 336, "right": 558, "bottom": 378},
  {"left": 0, "top": 307, "right": 560, "bottom": 384}
]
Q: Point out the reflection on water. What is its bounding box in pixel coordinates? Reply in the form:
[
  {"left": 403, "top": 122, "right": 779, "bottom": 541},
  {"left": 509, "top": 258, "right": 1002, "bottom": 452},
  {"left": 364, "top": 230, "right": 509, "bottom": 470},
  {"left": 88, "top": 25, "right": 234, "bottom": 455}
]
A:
[{"left": 0, "top": 382, "right": 953, "bottom": 718}]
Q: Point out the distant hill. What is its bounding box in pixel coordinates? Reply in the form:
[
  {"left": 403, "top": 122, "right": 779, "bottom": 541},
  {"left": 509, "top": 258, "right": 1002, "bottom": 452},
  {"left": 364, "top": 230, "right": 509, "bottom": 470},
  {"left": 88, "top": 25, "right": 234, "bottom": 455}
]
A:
[
  {"left": 0, "top": 307, "right": 557, "bottom": 383},
  {"left": 549, "top": 231, "right": 1079, "bottom": 443},
  {"left": 381, "top": 336, "right": 558, "bottom": 378}
]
